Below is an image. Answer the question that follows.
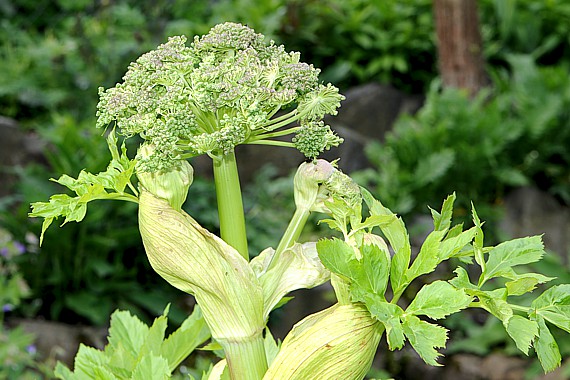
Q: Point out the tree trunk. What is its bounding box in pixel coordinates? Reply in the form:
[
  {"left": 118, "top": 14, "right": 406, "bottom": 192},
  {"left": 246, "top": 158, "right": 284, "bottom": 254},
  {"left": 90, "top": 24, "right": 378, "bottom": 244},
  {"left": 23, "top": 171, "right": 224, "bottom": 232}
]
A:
[{"left": 433, "top": 0, "right": 488, "bottom": 96}]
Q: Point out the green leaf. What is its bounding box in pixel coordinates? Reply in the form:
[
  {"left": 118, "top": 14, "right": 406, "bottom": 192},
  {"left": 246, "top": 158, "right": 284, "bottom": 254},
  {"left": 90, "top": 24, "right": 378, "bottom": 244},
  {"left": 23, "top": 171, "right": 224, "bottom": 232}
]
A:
[
  {"left": 406, "top": 281, "right": 472, "bottom": 320},
  {"left": 316, "top": 238, "right": 357, "bottom": 281},
  {"left": 28, "top": 129, "right": 137, "bottom": 244},
  {"left": 73, "top": 344, "right": 110, "bottom": 379},
  {"left": 439, "top": 226, "right": 477, "bottom": 261},
  {"left": 504, "top": 271, "right": 555, "bottom": 296},
  {"left": 131, "top": 355, "right": 170, "bottom": 380},
  {"left": 318, "top": 238, "right": 391, "bottom": 301},
  {"left": 505, "top": 315, "right": 537, "bottom": 355},
  {"left": 107, "top": 310, "right": 149, "bottom": 361},
  {"left": 534, "top": 316, "right": 561, "bottom": 373},
  {"left": 430, "top": 193, "right": 455, "bottom": 232},
  {"left": 531, "top": 284, "right": 570, "bottom": 333},
  {"left": 91, "top": 367, "right": 120, "bottom": 380},
  {"left": 479, "top": 236, "right": 545, "bottom": 285},
  {"left": 139, "top": 314, "right": 168, "bottom": 359},
  {"left": 362, "top": 190, "right": 411, "bottom": 297},
  {"left": 161, "top": 307, "right": 211, "bottom": 371},
  {"left": 471, "top": 205, "right": 485, "bottom": 269},
  {"left": 449, "top": 267, "right": 478, "bottom": 290},
  {"left": 402, "top": 315, "right": 448, "bottom": 366},
  {"left": 406, "top": 229, "right": 446, "bottom": 282},
  {"left": 366, "top": 298, "right": 405, "bottom": 350},
  {"left": 356, "top": 243, "right": 391, "bottom": 297},
  {"left": 477, "top": 288, "right": 513, "bottom": 322},
  {"left": 356, "top": 214, "right": 398, "bottom": 231},
  {"left": 54, "top": 362, "right": 76, "bottom": 380}
]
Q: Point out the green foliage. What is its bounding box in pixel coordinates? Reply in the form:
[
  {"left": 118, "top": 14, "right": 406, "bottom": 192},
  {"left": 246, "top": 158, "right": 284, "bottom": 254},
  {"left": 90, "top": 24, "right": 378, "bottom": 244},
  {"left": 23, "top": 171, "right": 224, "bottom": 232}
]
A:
[
  {"left": 359, "top": 55, "right": 570, "bottom": 238},
  {"left": 317, "top": 190, "right": 569, "bottom": 373},
  {"left": 30, "top": 129, "right": 138, "bottom": 243},
  {"left": 54, "top": 306, "right": 211, "bottom": 379}
]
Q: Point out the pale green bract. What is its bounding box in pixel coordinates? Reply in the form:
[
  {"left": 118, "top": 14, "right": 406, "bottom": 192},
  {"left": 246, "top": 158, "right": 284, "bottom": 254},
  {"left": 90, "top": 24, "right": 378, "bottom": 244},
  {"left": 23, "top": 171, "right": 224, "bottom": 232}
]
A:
[{"left": 96, "top": 22, "right": 344, "bottom": 172}]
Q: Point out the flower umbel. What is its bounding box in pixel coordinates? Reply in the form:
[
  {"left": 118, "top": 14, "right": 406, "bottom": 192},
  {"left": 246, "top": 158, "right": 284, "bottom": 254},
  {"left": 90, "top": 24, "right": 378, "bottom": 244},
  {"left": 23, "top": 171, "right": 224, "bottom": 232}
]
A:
[{"left": 97, "top": 22, "right": 344, "bottom": 172}]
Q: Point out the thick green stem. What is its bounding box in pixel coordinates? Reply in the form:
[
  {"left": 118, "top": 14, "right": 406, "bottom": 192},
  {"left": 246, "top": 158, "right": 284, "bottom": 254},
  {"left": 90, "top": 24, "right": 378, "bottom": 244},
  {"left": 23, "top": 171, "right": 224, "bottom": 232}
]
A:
[
  {"left": 213, "top": 151, "right": 249, "bottom": 259},
  {"left": 222, "top": 333, "right": 268, "bottom": 380}
]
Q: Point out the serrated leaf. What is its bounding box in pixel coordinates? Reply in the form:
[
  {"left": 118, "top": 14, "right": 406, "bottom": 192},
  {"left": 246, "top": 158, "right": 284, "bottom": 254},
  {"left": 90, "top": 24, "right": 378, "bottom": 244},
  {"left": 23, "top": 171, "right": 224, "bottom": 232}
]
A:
[
  {"left": 449, "top": 267, "right": 478, "bottom": 290},
  {"left": 131, "top": 355, "right": 170, "bottom": 380},
  {"left": 480, "top": 236, "right": 545, "bottom": 285},
  {"left": 406, "top": 281, "right": 472, "bottom": 320},
  {"left": 505, "top": 315, "right": 537, "bottom": 355},
  {"left": 477, "top": 288, "right": 513, "bottom": 322},
  {"left": 28, "top": 129, "right": 137, "bottom": 244},
  {"left": 471, "top": 205, "right": 485, "bottom": 268},
  {"left": 139, "top": 314, "right": 168, "bottom": 359},
  {"left": 505, "top": 272, "right": 555, "bottom": 296},
  {"left": 107, "top": 310, "right": 149, "bottom": 360},
  {"left": 356, "top": 213, "right": 398, "bottom": 231},
  {"left": 318, "top": 239, "right": 390, "bottom": 301},
  {"left": 534, "top": 316, "right": 561, "bottom": 372},
  {"left": 91, "top": 367, "right": 120, "bottom": 380},
  {"left": 54, "top": 362, "right": 75, "bottom": 380},
  {"left": 357, "top": 243, "right": 391, "bottom": 297},
  {"left": 430, "top": 193, "right": 455, "bottom": 232},
  {"left": 316, "top": 238, "right": 357, "bottom": 281},
  {"left": 73, "top": 344, "right": 110, "bottom": 379},
  {"left": 446, "top": 223, "right": 464, "bottom": 239},
  {"left": 439, "top": 226, "right": 477, "bottom": 261},
  {"left": 366, "top": 298, "right": 405, "bottom": 350},
  {"left": 406, "top": 229, "right": 446, "bottom": 281},
  {"left": 402, "top": 315, "right": 448, "bottom": 366},
  {"left": 161, "top": 306, "right": 210, "bottom": 371},
  {"left": 531, "top": 284, "right": 570, "bottom": 333},
  {"left": 362, "top": 189, "right": 410, "bottom": 296}
]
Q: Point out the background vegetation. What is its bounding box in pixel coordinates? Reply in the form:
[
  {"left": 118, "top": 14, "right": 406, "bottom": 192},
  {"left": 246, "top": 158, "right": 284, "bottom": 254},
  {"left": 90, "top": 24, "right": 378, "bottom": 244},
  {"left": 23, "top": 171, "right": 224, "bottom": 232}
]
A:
[{"left": 1, "top": 0, "right": 569, "bottom": 378}]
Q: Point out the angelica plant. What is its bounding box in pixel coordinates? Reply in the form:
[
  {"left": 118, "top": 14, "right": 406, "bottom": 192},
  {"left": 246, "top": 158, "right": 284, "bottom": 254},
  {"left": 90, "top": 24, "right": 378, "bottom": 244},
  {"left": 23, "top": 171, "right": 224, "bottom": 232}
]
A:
[{"left": 29, "top": 23, "right": 570, "bottom": 380}]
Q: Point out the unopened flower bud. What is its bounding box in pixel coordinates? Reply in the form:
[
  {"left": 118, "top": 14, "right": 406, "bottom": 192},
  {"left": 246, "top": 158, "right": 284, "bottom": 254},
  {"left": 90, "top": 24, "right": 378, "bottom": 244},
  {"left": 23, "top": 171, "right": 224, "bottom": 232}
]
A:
[
  {"left": 293, "top": 159, "right": 335, "bottom": 211},
  {"left": 136, "top": 144, "right": 193, "bottom": 211},
  {"left": 264, "top": 303, "right": 382, "bottom": 380}
]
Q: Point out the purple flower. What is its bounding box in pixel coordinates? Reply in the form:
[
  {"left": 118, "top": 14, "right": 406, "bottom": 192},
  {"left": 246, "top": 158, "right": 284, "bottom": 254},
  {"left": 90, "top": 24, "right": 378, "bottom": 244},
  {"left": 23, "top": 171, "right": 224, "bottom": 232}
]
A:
[
  {"left": 2, "top": 303, "right": 14, "bottom": 312},
  {"left": 0, "top": 247, "right": 8, "bottom": 258},
  {"left": 13, "top": 241, "right": 26, "bottom": 255},
  {"left": 26, "top": 345, "right": 37, "bottom": 355}
]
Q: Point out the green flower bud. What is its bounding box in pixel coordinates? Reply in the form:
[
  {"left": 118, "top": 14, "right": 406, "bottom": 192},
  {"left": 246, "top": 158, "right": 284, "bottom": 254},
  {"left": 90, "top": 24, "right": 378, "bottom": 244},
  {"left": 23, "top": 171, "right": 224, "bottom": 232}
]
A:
[
  {"left": 293, "top": 159, "right": 335, "bottom": 211},
  {"left": 264, "top": 303, "right": 383, "bottom": 380},
  {"left": 136, "top": 144, "right": 194, "bottom": 211},
  {"left": 138, "top": 190, "right": 264, "bottom": 343}
]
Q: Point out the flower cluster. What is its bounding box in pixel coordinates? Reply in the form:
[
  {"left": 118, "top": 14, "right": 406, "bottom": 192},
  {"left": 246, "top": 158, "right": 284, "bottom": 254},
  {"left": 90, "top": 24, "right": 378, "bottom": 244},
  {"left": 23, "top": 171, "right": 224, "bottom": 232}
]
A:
[{"left": 96, "top": 22, "right": 344, "bottom": 171}]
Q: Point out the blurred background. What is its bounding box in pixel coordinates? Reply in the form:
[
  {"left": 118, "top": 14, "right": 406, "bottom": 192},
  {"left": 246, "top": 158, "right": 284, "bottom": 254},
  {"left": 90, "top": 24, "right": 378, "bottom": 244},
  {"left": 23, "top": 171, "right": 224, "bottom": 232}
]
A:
[{"left": 1, "top": 0, "right": 569, "bottom": 378}]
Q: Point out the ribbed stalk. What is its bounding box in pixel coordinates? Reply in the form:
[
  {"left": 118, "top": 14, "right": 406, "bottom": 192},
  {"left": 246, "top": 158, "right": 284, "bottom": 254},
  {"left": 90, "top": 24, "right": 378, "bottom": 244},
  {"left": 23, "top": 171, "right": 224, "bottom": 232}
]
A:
[
  {"left": 213, "top": 151, "right": 249, "bottom": 259},
  {"left": 221, "top": 333, "right": 268, "bottom": 380}
]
